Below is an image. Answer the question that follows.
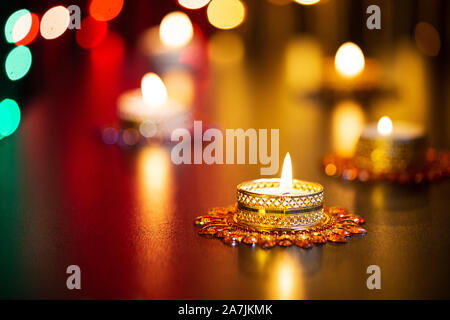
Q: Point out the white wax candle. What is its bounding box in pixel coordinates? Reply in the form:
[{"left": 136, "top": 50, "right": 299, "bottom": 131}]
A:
[
  {"left": 361, "top": 121, "right": 425, "bottom": 142},
  {"left": 252, "top": 187, "right": 309, "bottom": 196}
]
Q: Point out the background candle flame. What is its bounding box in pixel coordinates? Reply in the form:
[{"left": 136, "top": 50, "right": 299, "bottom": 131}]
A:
[
  {"left": 377, "top": 116, "right": 393, "bottom": 135},
  {"left": 279, "top": 152, "right": 293, "bottom": 194},
  {"left": 334, "top": 42, "right": 365, "bottom": 78},
  {"left": 141, "top": 72, "right": 168, "bottom": 108}
]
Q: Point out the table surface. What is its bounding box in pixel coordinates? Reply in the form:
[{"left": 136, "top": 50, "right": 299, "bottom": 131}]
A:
[{"left": 1, "top": 39, "right": 450, "bottom": 299}]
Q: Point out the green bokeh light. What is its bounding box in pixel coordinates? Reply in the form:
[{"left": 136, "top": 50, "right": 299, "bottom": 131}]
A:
[
  {"left": 5, "top": 46, "right": 32, "bottom": 81},
  {"left": 4, "top": 9, "right": 30, "bottom": 43},
  {"left": 0, "top": 99, "right": 21, "bottom": 139}
]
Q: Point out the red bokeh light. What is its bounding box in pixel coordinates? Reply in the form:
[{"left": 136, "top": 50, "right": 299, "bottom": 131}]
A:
[
  {"left": 89, "top": 0, "right": 124, "bottom": 22},
  {"left": 76, "top": 16, "right": 108, "bottom": 49}
]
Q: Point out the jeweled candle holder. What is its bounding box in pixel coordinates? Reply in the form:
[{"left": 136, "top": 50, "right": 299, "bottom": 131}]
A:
[
  {"left": 195, "top": 179, "right": 367, "bottom": 249},
  {"left": 236, "top": 179, "right": 324, "bottom": 231},
  {"left": 323, "top": 118, "right": 450, "bottom": 183},
  {"left": 354, "top": 131, "right": 427, "bottom": 174}
]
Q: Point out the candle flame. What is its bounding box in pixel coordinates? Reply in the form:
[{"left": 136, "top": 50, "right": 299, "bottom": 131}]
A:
[
  {"left": 334, "top": 42, "right": 365, "bottom": 78},
  {"left": 279, "top": 152, "right": 293, "bottom": 194},
  {"left": 159, "top": 11, "right": 193, "bottom": 48},
  {"left": 141, "top": 72, "right": 168, "bottom": 108},
  {"left": 377, "top": 116, "right": 393, "bottom": 135}
]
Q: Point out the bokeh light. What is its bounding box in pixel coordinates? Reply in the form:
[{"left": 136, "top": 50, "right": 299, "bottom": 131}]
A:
[
  {"left": 122, "top": 128, "right": 140, "bottom": 146},
  {"left": 334, "top": 42, "right": 365, "bottom": 78},
  {"left": 15, "top": 13, "right": 39, "bottom": 46},
  {"left": 5, "top": 46, "right": 32, "bottom": 81},
  {"left": 76, "top": 16, "right": 108, "bottom": 49},
  {"left": 207, "top": 0, "right": 246, "bottom": 30},
  {"left": 5, "top": 9, "right": 30, "bottom": 43},
  {"left": 159, "top": 12, "right": 194, "bottom": 48},
  {"left": 139, "top": 120, "right": 158, "bottom": 138},
  {"left": 332, "top": 100, "right": 365, "bottom": 157},
  {"left": 90, "top": 0, "right": 124, "bottom": 22},
  {"left": 11, "top": 11, "right": 32, "bottom": 44},
  {"left": 40, "top": 6, "right": 70, "bottom": 40},
  {"left": 0, "top": 98, "right": 21, "bottom": 139},
  {"left": 162, "top": 69, "right": 194, "bottom": 105},
  {"left": 141, "top": 73, "right": 168, "bottom": 108},
  {"left": 294, "top": 0, "right": 321, "bottom": 5},
  {"left": 208, "top": 31, "right": 244, "bottom": 66},
  {"left": 414, "top": 22, "right": 441, "bottom": 57},
  {"left": 178, "top": 0, "right": 211, "bottom": 10},
  {"left": 102, "top": 127, "right": 119, "bottom": 144},
  {"left": 377, "top": 116, "right": 393, "bottom": 135}
]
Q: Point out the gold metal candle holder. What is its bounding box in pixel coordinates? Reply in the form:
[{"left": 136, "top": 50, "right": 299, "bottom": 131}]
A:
[
  {"left": 354, "top": 134, "right": 427, "bottom": 174},
  {"left": 236, "top": 179, "right": 325, "bottom": 231},
  {"left": 195, "top": 154, "right": 367, "bottom": 249},
  {"left": 323, "top": 117, "right": 450, "bottom": 183}
]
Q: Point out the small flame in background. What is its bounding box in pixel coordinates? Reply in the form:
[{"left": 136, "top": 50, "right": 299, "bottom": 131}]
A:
[
  {"left": 377, "top": 116, "right": 393, "bottom": 135},
  {"left": 334, "top": 42, "right": 365, "bottom": 78},
  {"left": 279, "top": 152, "right": 293, "bottom": 194},
  {"left": 159, "top": 11, "right": 193, "bottom": 48},
  {"left": 141, "top": 73, "right": 168, "bottom": 109}
]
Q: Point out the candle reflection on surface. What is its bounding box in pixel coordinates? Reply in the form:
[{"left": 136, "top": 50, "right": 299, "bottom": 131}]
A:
[
  {"left": 267, "top": 252, "right": 305, "bottom": 300},
  {"left": 137, "top": 146, "right": 174, "bottom": 215},
  {"left": 331, "top": 100, "right": 365, "bottom": 157},
  {"left": 135, "top": 146, "right": 177, "bottom": 297}
]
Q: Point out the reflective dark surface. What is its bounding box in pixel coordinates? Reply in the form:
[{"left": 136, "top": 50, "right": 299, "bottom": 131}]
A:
[{"left": 1, "top": 31, "right": 450, "bottom": 299}]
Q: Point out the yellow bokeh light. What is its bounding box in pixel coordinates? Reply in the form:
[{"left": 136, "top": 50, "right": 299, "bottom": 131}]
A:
[
  {"left": 208, "top": 31, "right": 244, "bottom": 66},
  {"left": 141, "top": 73, "right": 168, "bottom": 108},
  {"left": 294, "top": 0, "right": 321, "bottom": 5},
  {"left": 40, "top": 6, "right": 70, "bottom": 40},
  {"left": 178, "top": 0, "right": 211, "bottom": 9},
  {"left": 334, "top": 42, "right": 365, "bottom": 78},
  {"left": 207, "top": 0, "right": 246, "bottom": 30},
  {"left": 377, "top": 116, "right": 393, "bottom": 135},
  {"left": 159, "top": 11, "right": 193, "bottom": 48}
]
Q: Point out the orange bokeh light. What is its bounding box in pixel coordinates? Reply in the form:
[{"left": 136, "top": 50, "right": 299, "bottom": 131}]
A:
[
  {"left": 90, "top": 0, "right": 124, "bottom": 22},
  {"left": 15, "top": 13, "right": 39, "bottom": 46}
]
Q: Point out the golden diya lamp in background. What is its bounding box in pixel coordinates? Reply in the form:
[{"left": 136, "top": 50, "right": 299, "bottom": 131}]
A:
[
  {"left": 319, "top": 42, "right": 388, "bottom": 101},
  {"left": 195, "top": 153, "right": 367, "bottom": 249},
  {"left": 115, "top": 72, "right": 191, "bottom": 145},
  {"left": 323, "top": 116, "right": 450, "bottom": 183}
]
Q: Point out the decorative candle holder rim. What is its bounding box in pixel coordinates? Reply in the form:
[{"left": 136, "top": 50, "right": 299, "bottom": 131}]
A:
[
  {"left": 237, "top": 178, "right": 323, "bottom": 198},
  {"left": 236, "top": 178, "right": 324, "bottom": 214}
]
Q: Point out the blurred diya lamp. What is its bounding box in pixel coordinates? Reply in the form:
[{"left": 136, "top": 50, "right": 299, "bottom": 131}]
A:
[
  {"left": 117, "top": 72, "right": 191, "bottom": 142},
  {"left": 321, "top": 42, "right": 384, "bottom": 96},
  {"left": 323, "top": 116, "right": 450, "bottom": 183},
  {"left": 195, "top": 153, "right": 367, "bottom": 249},
  {"left": 138, "top": 11, "right": 205, "bottom": 74}
]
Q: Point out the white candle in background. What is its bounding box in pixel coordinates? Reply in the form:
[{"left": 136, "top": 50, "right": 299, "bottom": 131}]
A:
[{"left": 361, "top": 116, "right": 425, "bottom": 141}]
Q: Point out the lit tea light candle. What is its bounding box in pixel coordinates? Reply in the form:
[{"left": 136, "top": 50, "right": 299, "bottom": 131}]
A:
[
  {"left": 252, "top": 153, "right": 308, "bottom": 196},
  {"left": 360, "top": 116, "right": 425, "bottom": 141},
  {"left": 355, "top": 116, "right": 427, "bottom": 173},
  {"left": 236, "top": 153, "right": 325, "bottom": 231},
  {"left": 117, "top": 72, "right": 190, "bottom": 137}
]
